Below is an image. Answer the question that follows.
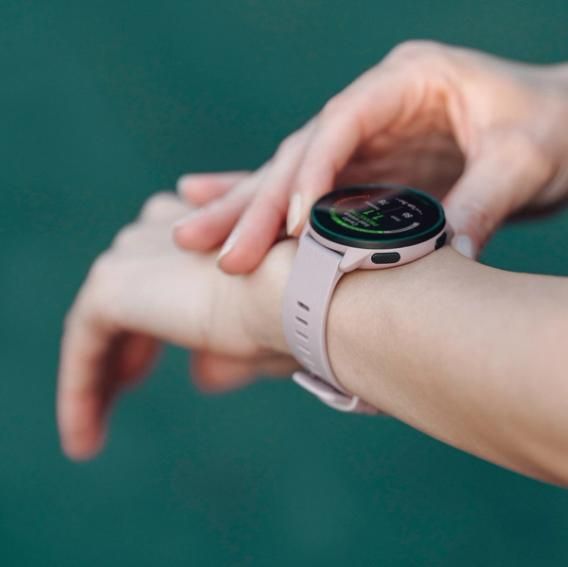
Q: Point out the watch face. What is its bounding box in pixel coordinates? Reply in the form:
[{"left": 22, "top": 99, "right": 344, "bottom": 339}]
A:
[{"left": 310, "top": 185, "right": 445, "bottom": 249}]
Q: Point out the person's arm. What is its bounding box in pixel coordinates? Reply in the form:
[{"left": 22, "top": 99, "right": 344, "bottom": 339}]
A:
[
  {"left": 58, "top": 192, "right": 568, "bottom": 484},
  {"left": 174, "top": 43, "right": 568, "bottom": 272},
  {"left": 251, "top": 241, "right": 568, "bottom": 485}
]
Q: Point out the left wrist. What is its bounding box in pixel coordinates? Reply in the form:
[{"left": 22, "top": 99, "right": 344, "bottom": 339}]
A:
[{"left": 242, "top": 239, "right": 297, "bottom": 356}]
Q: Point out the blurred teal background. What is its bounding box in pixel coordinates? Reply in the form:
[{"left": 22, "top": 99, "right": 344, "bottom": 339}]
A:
[{"left": 2, "top": 1, "right": 568, "bottom": 565}]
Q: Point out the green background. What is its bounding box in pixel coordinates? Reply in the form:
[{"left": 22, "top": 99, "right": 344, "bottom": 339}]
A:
[{"left": 2, "top": 1, "right": 568, "bottom": 565}]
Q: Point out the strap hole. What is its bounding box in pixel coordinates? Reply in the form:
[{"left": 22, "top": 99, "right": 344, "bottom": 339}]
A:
[
  {"left": 297, "top": 301, "right": 310, "bottom": 312},
  {"left": 296, "top": 316, "right": 308, "bottom": 326},
  {"left": 296, "top": 330, "right": 309, "bottom": 340}
]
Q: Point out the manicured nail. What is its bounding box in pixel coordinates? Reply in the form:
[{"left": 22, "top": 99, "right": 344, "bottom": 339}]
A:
[
  {"left": 172, "top": 211, "right": 198, "bottom": 229},
  {"left": 287, "top": 193, "right": 302, "bottom": 235},
  {"left": 176, "top": 174, "right": 192, "bottom": 195},
  {"left": 217, "top": 229, "right": 239, "bottom": 262},
  {"left": 452, "top": 234, "right": 475, "bottom": 259}
]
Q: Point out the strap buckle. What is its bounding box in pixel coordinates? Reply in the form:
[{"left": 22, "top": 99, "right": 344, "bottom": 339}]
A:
[{"left": 293, "top": 371, "right": 379, "bottom": 414}]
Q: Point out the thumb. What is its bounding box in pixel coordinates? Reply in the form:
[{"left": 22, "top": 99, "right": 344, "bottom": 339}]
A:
[{"left": 443, "top": 137, "right": 553, "bottom": 259}]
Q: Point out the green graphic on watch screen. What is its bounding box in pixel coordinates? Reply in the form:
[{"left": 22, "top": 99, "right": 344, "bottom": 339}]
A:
[
  {"left": 329, "top": 194, "right": 422, "bottom": 235},
  {"left": 311, "top": 185, "right": 445, "bottom": 248}
]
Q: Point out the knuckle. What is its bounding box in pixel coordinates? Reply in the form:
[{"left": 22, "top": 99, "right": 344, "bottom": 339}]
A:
[
  {"left": 112, "top": 223, "right": 138, "bottom": 249},
  {"left": 64, "top": 251, "right": 123, "bottom": 334},
  {"left": 87, "top": 251, "right": 115, "bottom": 289},
  {"left": 84, "top": 252, "right": 120, "bottom": 313},
  {"left": 255, "top": 188, "right": 287, "bottom": 218},
  {"left": 320, "top": 94, "right": 347, "bottom": 122},
  {"left": 65, "top": 259, "right": 108, "bottom": 328},
  {"left": 140, "top": 192, "right": 176, "bottom": 220},
  {"left": 499, "top": 133, "right": 555, "bottom": 183},
  {"left": 275, "top": 131, "right": 300, "bottom": 159},
  {"left": 386, "top": 39, "right": 448, "bottom": 67}
]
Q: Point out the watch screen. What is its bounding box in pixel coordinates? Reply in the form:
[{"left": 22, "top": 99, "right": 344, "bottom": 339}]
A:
[{"left": 310, "top": 185, "right": 445, "bottom": 249}]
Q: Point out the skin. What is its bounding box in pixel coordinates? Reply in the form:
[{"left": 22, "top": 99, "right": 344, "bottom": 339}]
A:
[
  {"left": 58, "top": 43, "right": 568, "bottom": 483},
  {"left": 57, "top": 193, "right": 299, "bottom": 460},
  {"left": 327, "top": 249, "right": 568, "bottom": 485},
  {"left": 173, "top": 41, "right": 568, "bottom": 270},
  {"left": 58, "top": 192, "right": 568, "bottom": 485}
]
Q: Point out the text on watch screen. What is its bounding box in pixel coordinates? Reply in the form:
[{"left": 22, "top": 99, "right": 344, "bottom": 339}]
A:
[{"left": 311, "top": 186, "right": 444, "bottom": 247}]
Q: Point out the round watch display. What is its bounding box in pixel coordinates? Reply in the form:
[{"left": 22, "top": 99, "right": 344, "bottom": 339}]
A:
[{"left": 310, "top": 184, "right": 445, "bottom": 249}]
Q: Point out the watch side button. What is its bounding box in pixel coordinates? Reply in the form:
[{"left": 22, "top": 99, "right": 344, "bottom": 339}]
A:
[
  {"left": 371, "top": 252, "right": 401, "bottom": 264},
  {"left": 435, "top": 232, "right": 447, "bottom": 250}
]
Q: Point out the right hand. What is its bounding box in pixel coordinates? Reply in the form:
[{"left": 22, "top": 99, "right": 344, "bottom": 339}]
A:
[{"left": 173, "top": 41, "right": 568, "bottom": 271}]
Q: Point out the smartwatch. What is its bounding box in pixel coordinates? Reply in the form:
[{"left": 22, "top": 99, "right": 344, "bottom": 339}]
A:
[{"left": 283, "top": 184, "right": 448, "bottom": 414}]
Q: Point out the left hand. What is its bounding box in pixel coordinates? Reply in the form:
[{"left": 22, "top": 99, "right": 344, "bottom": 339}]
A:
[{"left": 58, "top": 192, "right": 295, "bottom": 461}]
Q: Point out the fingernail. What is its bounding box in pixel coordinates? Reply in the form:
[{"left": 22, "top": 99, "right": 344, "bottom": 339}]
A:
[
  {"left": 287, "top": 193, "right": 302, "bottom": 235},
  {"left": 452, "top": 234, "right": 475, "bottom": 259},
  {"left": 172, "top": 211, "right": 198, "bottom": 229},
  {"left": 217, "top": 229, "right": 239, "bottom": 262},
  {"left": 176, "top": 174, "right": 192, "bottom": 195}
]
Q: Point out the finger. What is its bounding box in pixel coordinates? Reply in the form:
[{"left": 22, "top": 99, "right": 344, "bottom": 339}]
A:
[
  {"left": 111, "top": 333, "right": 161, "bottom": 387},
  {"left": 139, "top": 192, "right": 188, "bottom": 223},
  {"left": 191, "top": 351, "right": 298, "bottom": 393},
  {"left": 286, "top": 58, "right": 424, "bottom": 236},
  {"left": 176, "top": 171, "right": 250, "bottom": 206},
  {"left": 444, "top": 133, "right": 554, "bottom": 258},
  {"left": 191, "top": 351, "right": 256, "bottom": 393},
  {"left": 57, "top": 303, "right": 116, "bottom": 460},
  {"left": 58, "top": 280, "right": 160, "bottom": 461},
  {"left": 338, "top": 131, "right": 464, "bottom": 197},
  {"left": 173, "top": 171, "right": 260, "bottom": 251},
  {"left": 217, "top": 124, "right": 314, "bottom": 274}
]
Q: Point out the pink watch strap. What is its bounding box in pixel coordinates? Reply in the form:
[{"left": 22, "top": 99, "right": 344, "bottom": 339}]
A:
[{"left": 283, "top": 232, "right": 378, "bottom": 414}]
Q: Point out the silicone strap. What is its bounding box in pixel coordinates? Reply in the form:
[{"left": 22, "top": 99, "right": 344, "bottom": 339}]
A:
[{"left": 283, "top": 232, "right": 378, "bottom": 414}]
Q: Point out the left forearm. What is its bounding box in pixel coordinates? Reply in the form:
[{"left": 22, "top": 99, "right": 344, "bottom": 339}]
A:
[
  {"left": 327, "top": 246, "right": 568, "bottom": 482},
  {"left": 252, "top": 239, "right": 568, "bottom": 484}
]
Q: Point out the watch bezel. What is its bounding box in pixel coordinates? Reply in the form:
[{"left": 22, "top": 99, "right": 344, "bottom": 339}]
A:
[{"left": 309, "top": 184, "right": 446, "bottom": 250}]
